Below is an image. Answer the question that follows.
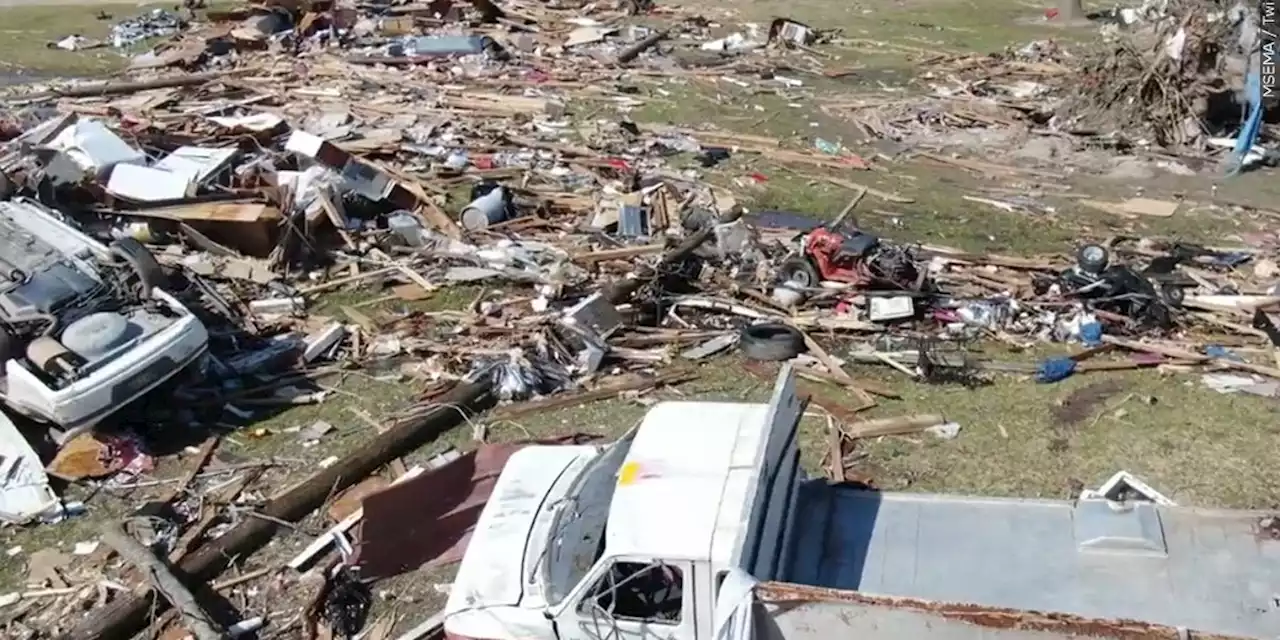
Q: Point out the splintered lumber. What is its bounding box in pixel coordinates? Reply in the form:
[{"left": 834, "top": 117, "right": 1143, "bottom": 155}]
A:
[
  {"left": 100, "top": 524, "right": 228, "bottom": 640},
  {"left": 1102, "top": 335, "right": 1280, "bottom": 379},
  {"left": 920, "top": 246, "right": 1057, "bottom": 271},
  {"left": 573, "top": 244, "right": 666, "bottom": 264},
  {"left": 844, "top": 414, "right": 946, "bottom": 438},
  {"left": 491, "top": 369, "right": 695, "bottom": 421},
  {"left": 161, "top": 438, "right": 218, "bottom": 504},
  {"left": 820, "top": 175, "right": 914, "bottom": 204},
  {"left": 742, "top": 361, "right": 874, "bottom": 418},
  {"left": 827, "top": 423, "right": 846, "bottom": 483},
  {"left": 66, "top": 379, "right": 493, "bottom": 640},
  {"left": 440, "top": 93, "right": 562, "bottom": 116},
  {"left": 795, "top": 365, "right": 900, "bottom": 399},
  {"left": 16, "top": 71, "right": 235, "bottom": 101}
]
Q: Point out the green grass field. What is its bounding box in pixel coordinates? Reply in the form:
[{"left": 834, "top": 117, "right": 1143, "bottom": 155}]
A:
[{"left": 2, "top": 0, "right": 1278, "bottom": 632}]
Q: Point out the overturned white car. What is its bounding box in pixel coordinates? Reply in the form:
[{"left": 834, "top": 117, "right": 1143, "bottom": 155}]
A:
[{"left": 0, "top": 198, "right": 208, "bottom": 437}]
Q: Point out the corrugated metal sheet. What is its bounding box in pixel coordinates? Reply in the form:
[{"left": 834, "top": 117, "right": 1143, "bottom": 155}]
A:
[{"left": 352, "top": 435, "right": 596, "bottom": 581}]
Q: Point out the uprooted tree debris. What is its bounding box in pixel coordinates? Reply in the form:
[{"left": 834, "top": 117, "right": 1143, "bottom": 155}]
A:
[
  {"left": 827, "top": 0, "right": 1273, "bottom": 170},
  {"left": 1061, "top": 0, "right": 1258, "bottom": 149},
  {"left": 0, "top": 0, "right": 1278, "bottom": 637}
]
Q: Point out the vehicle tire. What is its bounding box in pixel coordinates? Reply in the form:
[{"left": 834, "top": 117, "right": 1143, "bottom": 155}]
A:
[
  {"left": 110, "top": 237, "right": 165, "bottom": 298},
  {"left": 1076, "top": 244, "right": 1110, "bottom": 274},
  {"left": 1160, "top": 284, "right": 1185, "bottom": 307},
  {"left": 780, "top": 257, "right": 821, "bottom": 288},
  {"left": 1145, "top": 303, "right": 1173, "bottom": 329},
  {"left": 740, "top": 323, "right": 805, "bottom": 361}
]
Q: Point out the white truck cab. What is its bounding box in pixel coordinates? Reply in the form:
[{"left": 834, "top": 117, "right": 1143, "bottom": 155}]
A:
[
  {"left": 443, "top": 365, "right": 1280, "bottom": 640},
  {"left": 445, "top": 366, "right": 801, "bottom": 640}
]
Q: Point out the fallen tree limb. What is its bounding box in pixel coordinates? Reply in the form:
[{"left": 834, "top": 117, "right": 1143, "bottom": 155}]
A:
[
  {"left": 100, "top": 524, "right": 228, "bottom": 640},
  {"left": 67, "top": 379, "right": 493, "bottom": 640}
]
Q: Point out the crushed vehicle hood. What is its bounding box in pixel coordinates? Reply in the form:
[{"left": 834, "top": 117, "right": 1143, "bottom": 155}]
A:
[{"left": 444, "top": 445, "right": 598, "bottom": 614}]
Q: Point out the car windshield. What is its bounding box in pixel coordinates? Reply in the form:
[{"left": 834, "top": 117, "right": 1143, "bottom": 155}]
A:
[{"left": 540, "top": 426, "right": 639, "bottom": 605}]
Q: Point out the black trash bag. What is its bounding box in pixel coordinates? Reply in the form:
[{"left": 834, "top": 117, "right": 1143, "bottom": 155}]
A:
[{"left": 321, "top": 567, "right": 373, "bottom": 639}]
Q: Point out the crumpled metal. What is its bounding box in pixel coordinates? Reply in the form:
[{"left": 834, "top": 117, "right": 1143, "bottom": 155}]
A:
[{"left": 110, "top": 9, "right": 184, "bottom": 48}]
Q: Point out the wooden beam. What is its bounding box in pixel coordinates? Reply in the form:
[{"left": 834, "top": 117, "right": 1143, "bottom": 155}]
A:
[{"left": 844, "top": 414, "right": 946, "bottom": 439}]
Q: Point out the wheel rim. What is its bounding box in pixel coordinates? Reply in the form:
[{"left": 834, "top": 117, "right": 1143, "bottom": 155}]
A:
[{"left": 789, "top": 267, "right": 812, "bottom": 287}]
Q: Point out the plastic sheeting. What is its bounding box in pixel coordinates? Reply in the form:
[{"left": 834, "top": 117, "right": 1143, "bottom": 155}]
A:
[
  {"left": 0, "top": 412, "right": 59, "bottom": 523},
  {"left": 472, "top": 350, "right": 572, "bottom": 401}
]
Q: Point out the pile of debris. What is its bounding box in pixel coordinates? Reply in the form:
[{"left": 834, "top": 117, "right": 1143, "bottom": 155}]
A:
[
  {"left": 824, "top": 0, "right": 1272, "bottom": 171},
  {"left": 0, "top": 0, "right": 1275, "bottom": 519},
  {"left": 0, "top": 0, "right": 853, "bottom": 530},
  {"left": 1058, "top": 0, "right": 1262, "bottom": 150},
  {"left": 1, "top": 0, "right": 1280, "bottom": 637}
]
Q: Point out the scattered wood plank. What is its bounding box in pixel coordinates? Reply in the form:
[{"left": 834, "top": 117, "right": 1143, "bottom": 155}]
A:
[
  {"left": 826, "top": 420, "right": 846, "bottom": 484},
  {"left": 14, "top": 71, "right": 237, "bottom": 101},
  {"left": 917, "top": 152, "right": 1067, "bottom": 180},
  {"left": 1102, "top": 335, "right": 1280, "bottom": 379},
  {"left": 161, "top": 438, "right": 218, "bottom": 504},
  {"left": 392, "top": 610, "right": 445, "bottom": 640},
  {"left": 819, "top": 174, "right": 914, "bottom": 204},
  {"left": 844, "top": 414, "right": 946, "bottom": 439},
  {"left": 795, "top": 366, "right": 900, "bottom": 399},
  {"left": 1081, "top": 197, "right": 1179, "bottom": 218},
  {"left": 211, "top": 567, "right": 275, "bottom": 592},
  {"left": 742, "top": 361, "right": 875, "bottom": 417},
  {"left": 170, "top": 466, "right": 265, "bottom": 564},
  {"left": 490, "top": 369, "right": 695, "bottom": 421},
  {"left": 573, "top": 244, "right": 665, "bottom": 264},
  {"left": 286, "top": 466, "right": 427, "bottom": 571}
]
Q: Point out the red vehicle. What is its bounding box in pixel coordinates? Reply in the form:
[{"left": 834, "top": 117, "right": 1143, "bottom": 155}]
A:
[{"left": 779, "top": 222, "right": 923, "bottom": 291}]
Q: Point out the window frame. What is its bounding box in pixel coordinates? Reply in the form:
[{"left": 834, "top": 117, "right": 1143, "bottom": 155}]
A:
[{"left": 576, "top": 559, "right": 686, "bottom": 626}]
